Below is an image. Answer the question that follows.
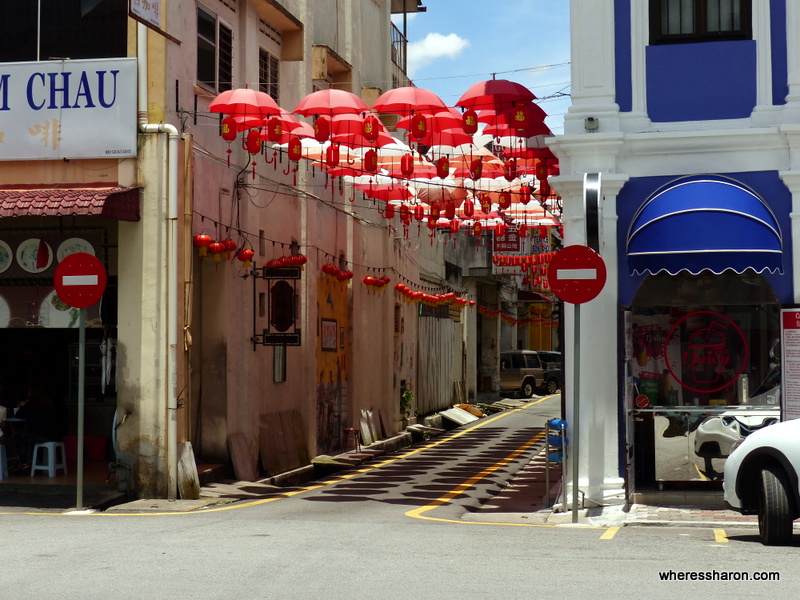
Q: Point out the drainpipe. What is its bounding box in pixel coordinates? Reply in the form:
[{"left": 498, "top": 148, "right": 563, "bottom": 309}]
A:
[{"left": 137, "top": 23, "right": 179, "bottom": 500}]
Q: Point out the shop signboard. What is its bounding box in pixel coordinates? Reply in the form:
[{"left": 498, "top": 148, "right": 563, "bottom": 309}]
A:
[
  {"left": 781, "top": 309, "right": 800, "bottom": 421},
  {"left": 0, "top": 58, "right": 137, "bottom": 160}
]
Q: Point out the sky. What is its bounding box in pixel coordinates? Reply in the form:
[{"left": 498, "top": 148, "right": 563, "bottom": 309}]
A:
[{"left": 392, "top": 0, "right": 572, "bottom": 134}]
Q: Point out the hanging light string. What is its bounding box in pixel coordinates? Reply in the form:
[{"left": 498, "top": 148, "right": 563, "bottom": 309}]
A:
[{"left": 192, "top": 210, "right": 459, "bottom": 296}]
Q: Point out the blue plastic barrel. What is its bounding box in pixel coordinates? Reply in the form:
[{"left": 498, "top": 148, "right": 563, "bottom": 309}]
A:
[{"left": 547, "top": 418, "right": 567, "bottom": 431}]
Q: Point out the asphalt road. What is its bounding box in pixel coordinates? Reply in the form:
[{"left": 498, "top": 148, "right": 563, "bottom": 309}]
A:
[{"left": 4, "top": 395, "right": 798, "bottom": 599}]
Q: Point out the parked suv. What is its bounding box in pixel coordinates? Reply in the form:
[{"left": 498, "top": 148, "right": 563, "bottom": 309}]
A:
[
  {"left": 723, "top": 418, "right": 800, "bottom": 545},
  {"left": 499, "top": 350, "right": 553, "bottom": 398},
  {"left": 537, "top": 351, "right": 563, "bottom": 395}
]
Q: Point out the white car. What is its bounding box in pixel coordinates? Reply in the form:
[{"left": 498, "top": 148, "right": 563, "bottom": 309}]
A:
[{"left": 723, "top": 418, "right": 800, "bottom": 545}]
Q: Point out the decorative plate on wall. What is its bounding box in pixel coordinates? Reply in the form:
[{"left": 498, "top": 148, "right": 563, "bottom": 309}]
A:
[
  {"left": 0, "top": 240, "right": 12, "bottom": 274},
  {"left": 57, "top": 237, "right": 96, "bottom": 262},
  {"left": 16, "top": 238, "right": 53, "bottom": 273}
]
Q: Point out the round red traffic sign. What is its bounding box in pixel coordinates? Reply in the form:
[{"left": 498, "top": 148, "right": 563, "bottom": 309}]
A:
[
  {"left": 54, "top": 252, "right": 108, "bottom": 309},
  {"left": 547, "top": 245, "right": 607, "bottom": 304},
  {"left": 635, "top": 394, "right": 650, "bottom": 409}
]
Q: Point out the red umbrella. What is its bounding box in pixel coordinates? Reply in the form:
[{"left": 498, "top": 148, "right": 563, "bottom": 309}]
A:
[
  {"left": 456, "top": 79, "right": 536, "bottom": 111},
  {"left": 293, "top": 88, "right": 370, "bottom": 117},
  {"left": 356, "top": 183, "right": 415, "bottom": 202},
  {"left": 396, "top": 107, "right": 463, "bottom": 132},
  {"left": 424, "top": 128, "right": 473, "bottom": 148},
  {"left": 372, "top": 86, "right": 448, "bottom": 116},
  {"left": 330, "top": 115, "right": 395, "bottom": 149},
  {"left": 209, "top": 88, "right": 282, "bottom": 118}
]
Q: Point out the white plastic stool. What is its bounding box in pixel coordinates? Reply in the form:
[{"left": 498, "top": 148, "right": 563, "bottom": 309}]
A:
[
  {"left": 0, "top": 444, "right": 8, "bottom": 480},
  {"left": 30, "top": 441, "right": 68, "bottom": 478}
]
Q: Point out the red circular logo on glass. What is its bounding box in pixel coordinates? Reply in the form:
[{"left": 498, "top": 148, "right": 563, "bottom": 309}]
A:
[{"left": 664, "top": 311, "right": 748, "bottom": 394}]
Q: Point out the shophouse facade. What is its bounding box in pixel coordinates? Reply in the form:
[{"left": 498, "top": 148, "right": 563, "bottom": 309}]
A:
[
  {"left": 549, "top": 0, "right": 800, "bottom": 505},
  {"left": 0, "top": 0, "right": 470, "bottom": 500}
]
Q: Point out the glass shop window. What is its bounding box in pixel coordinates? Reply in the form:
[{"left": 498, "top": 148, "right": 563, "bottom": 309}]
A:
[
  {"left": 649, "top": 0, "right": 752, "bottom": 45},
  {"left": 629, "top": 271, "right": 779, "bottom": 408}
]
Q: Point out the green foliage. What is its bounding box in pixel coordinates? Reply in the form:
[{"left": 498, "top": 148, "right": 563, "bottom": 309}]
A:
[{"left": 400, "top": 388, "right": 414, "bottom": 417}]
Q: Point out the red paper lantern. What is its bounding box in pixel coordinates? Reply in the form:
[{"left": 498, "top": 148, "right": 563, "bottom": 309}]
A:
[
  {"left": 469, "top": 158, "right": 482, "bottom": 180},
  {"left": 236, "top": 248, "right": 255, "bottom": 268},
  {"left": 444, "top": 201, "right": 456, "bottom": 220},
  {"left": 400, "top": 153, "right": 415, "bottom": 178},
  {"left": 512, "top": 103, "right": 530, "bottom": 131},
  {"left": 314, "top": 116, "right": 330, "bottom": 142},
  {"left": 362, "top": 148, "right": 378, "bottom": 173},
  {"left": 193, "top": 233, "right": 212, "bottom": 257},
  {"left": 536, "top": 160, "right": 549, "bottom": 181},
  {"left": 430, "top": 203, "right": 441, "bottom": 219},
  {"left": 384, "top": 203, "right": 395, "bottom": 219},
  {"left": 208, "top": 241, "right": 226, "bottom": 262},
  {"left": 463, "top": 199, "right": 474, "bottom": 218},
  {"left": 288, "top": 137, "right": 303, "bottom": 161},
  {"left": 520, "top": 185, "right": 532, "bottom": 205},
  {"left": 221, "top": 117, "right": 238, "bottom": 142},
  {"left": 462, "top": 109, "right": 478, "bottom": 135},
  {"left": 503, "top": 159, "right": 517, "bottom": 182},
  {"left": 449, "top": 218, "right": 459, "bottom": 233},
  {"left": 498, "top": 192, "right": 511, "bottom": 210},
  {"left": 266, "top": 117, "right": 283, "bottom": 143},
  {"left": 221, "top": 238, "right": 237, "bottom": 259},
  {"left": 473, "top": 222, "right": 482, "bottom": 236},
  {"left": 409, "top": 113, "right": 428, "bottom": 141},
  {"left": 326, "top": 143, "right": 340, "bottom": 168},
  {"left": 245, "top": 129, "right": 261, "bottom": 154},
  {"left": 363, "top": 149, "right": 378, "bottom": 173},
  {"left": 427, "top": 217, "right": 437, "bottom": 230},
  {"left": 363, "top": 115, "right": 381, "bottom": 142},
  {"left": 435, "top": 156, "right": 449, "bottom": 179},
  {"left": 414, "top": 204, "right": 426, "bottom": 222},
  {"left": 399, "top": 204, "right": 412, "bottom": 225},
  {"left": 539, "top": 180, "right": 551, "bottom": 198}
]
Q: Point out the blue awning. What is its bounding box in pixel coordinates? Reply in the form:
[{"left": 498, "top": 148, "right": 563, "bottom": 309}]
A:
[{"left": 626, "top": 175, "right": 782, "bottom": 275}]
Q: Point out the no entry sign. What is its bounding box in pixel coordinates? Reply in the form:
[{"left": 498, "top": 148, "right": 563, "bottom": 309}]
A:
[
  {"left": 54, "top": 252, "right": 108, "bottom": 308},
  {"left": 547, "top": 245, "right": 607, "bottom": 304}
]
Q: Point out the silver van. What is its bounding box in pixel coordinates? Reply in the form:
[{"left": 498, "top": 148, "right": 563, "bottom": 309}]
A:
[{"left": 499, "top": 350, "right": 548, "bottom": 398}]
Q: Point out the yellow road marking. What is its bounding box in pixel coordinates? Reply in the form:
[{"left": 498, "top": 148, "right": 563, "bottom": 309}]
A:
[
  {"left": 600, "top": 526, "right": 620, "bottom": 540},
  {"left": 713, "top": 529, "right": 729, "bottom": 543}
]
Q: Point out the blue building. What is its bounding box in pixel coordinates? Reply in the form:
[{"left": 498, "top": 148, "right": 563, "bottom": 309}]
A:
[{"left": 549, "top": 0, "right": 799, "bottom": 505}]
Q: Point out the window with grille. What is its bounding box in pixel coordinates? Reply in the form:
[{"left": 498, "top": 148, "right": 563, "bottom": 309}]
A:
[
  {"left": 649, "top": 0, "right": 751, "bottom": 45},
  {"left": 0, "top": 0, "right": 127, "bottom": 62},
  {"left": 259, "top": 49, "right": 279, "bottom": 101},
  {"left": 197, "top": 6, "right": 233, "bottom": 92}
]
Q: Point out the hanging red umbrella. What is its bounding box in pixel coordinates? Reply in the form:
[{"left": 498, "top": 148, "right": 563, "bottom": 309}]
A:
[
  {"left": 293, "top": 88, "right": 370, "bottom": 117},
  {"left": 456, "top": 79, "right": 536, "bottom": 111},
  {"left": 396, "top": 107, "right": 462, "bottom": 132},
  {"left": 356, "top": 183, "right": 415, "bottom": 203},
  {"left": 209, "top": 87, "right": 282, "bottom": 118},
  {"left": 424, "top": 128, "right": 474, "bottom": 149},
  {"left": 372, "top": 86, "right": 448, "bottom": 116}
]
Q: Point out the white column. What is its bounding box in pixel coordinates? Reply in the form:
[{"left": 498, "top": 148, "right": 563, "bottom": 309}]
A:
[
  {"left": 564, "top": 0, "right": 620, "bottom": 134},
  {"left": 784, "top": 0, "right": 800, "bottom": 108}
]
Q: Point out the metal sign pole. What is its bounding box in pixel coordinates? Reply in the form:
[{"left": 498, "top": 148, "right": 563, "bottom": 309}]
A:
[
  {"left": 572, "top": 303, "right": 580, "bottom": 523},
  {"left": 76, "top": 308, "right": 85, "bottom": 510}
]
